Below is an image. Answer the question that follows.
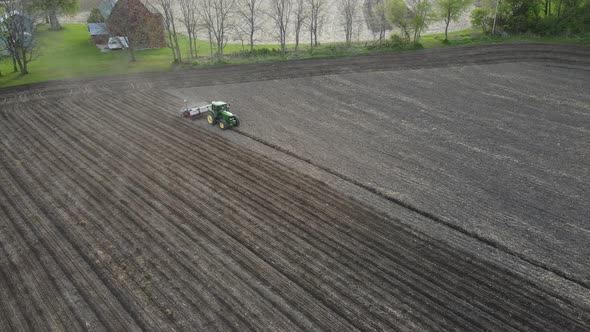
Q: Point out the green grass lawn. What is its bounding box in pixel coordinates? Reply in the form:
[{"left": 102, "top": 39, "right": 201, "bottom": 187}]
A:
[
  {"left": 420, "top": 29, "right": 590, "bottom": 47},
  {"left": 0, "top": 24, "right": 278, "bottom": 87},
  {"left": 1, "top": 23, "right": 588, "bottom": 88},
  {"left": 1, "top": 24, "right": 173, "bottom": 87}
]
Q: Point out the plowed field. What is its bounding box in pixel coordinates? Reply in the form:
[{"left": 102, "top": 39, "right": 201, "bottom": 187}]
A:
[{"left": 1, "top": 43, "right": 590, "bottom": 331}]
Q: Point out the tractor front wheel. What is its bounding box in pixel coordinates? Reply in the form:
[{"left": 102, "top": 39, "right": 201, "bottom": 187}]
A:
[
  {"left": 234, "top": 116, "right": 240, "bottom": 127},
  {"left": 219, "top": 119, "right": 229, "bottom": 130},
  {"left": 207, "top": 112, "right": 217, "bottom": 125}
]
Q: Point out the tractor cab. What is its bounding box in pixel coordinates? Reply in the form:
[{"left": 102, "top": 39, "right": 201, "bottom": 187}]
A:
[
  {"left": 212, "top": 101, "right": 229, "bottom": 114},
  {"left": 207, "top": 101, "right": 240, "bottom": 130}
]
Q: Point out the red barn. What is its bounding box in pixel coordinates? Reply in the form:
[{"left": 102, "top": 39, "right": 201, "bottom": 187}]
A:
[{"left": 102, "top": 0, "right": 165, "bottom": 49}]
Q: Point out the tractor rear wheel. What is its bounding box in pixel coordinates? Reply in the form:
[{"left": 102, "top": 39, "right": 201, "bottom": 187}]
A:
[
  {"left": 219, "top": 119, "right": 229, "bottom": 130},
  {"left": 207, "top": 112, "right": 217, "bottom": 125}
]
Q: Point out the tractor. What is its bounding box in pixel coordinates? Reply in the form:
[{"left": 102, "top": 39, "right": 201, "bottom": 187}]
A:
[{"left": 206, "top": 101, "right": 240, "bottom": 130}]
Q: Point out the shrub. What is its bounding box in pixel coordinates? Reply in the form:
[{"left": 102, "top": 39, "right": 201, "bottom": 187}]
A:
[
  {"left": 471, "top": 7, "right": 493, "bottom": 34},
  {"left": 228, "top": 48, "right": 282, "bottom": 58},
  {"left": 87, "top": 8, "right": 104, "bottom": 23},
  {"left": 384, "top": 34, "right": 409, "bottom": 47}
]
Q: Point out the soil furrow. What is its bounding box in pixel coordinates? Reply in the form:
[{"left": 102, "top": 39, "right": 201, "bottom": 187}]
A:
[
  {"left": 2, "top": 105, "right": 164, "bottom": 331},
  {"left": 0, "top": 167, "right": 83, "bottom": 331},
  {"left": 19, "top": 100, "right": 251, "bottom": 331},
  {"left": 0, "top": 208, "right": 35, "bottom": 332},
  {"left": 95, "top": 90, "right": 588, "bottom": 330},
  {"left": 76, "top": 92, "right": 560, "bottom": 330},
  {"left": 1, "top": 43, "right": 589, "bottom": 331},
  {"left": 47, "top": 92, "right": 412, "bottom": 330},
  {"left": 53, "top": 97, "right": 360, "bottom": 331},
  {"left": 33, "top": 97, "right": 320, "bottom": 330},
  {"left": 83, "top": 94, "right": 470, "bottom": 330}
]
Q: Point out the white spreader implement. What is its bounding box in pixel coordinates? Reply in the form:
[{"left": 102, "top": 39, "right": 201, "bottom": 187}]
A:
[{"left": 180, "top": 100, "right": 210, "bottom": 119}]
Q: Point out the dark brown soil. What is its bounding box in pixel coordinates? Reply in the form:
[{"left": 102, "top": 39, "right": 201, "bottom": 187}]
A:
[{"left": 1, "top": 43, "right": 589, "bottom": 331}]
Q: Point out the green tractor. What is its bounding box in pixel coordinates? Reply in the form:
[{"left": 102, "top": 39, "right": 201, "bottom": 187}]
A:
[{"left": 206, "top": 101, "right": 240, "bottom": 130}]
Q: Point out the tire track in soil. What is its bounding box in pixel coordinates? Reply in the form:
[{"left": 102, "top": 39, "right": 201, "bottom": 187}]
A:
[
  {"left": 0, "top": 109, "right": 96, "bottom": 332},
  {"left": 49, "top": 96, "right": 360, "bottom": 331},
  {"left": 115, "top": 92, "right": 528, "bottom": 330},
  {"left": 6, "top": 100, "right": 243, "bottom": 330},
  {"left": 90, "top": 87, "right": 588, "bottom": 328},
  {"left": 10, "top": 90, "right": 448, "bottom": 330},
  {"left": 31, "top": 99, "right": 225, "bottom": 331},
  {"left": 0, "top": 98, "right": 572, "bottom": 330},
  {"left": 30, "top": 98, "right": 276, "bottom": 330},
  {"left": 121, "top": 88, "right": 590, "bottom": 330},
  {"left": 19, "top": 89, "right": 590, "bottom": 330},
  {"left": 90, "top": 92, "right": 476, "bottom": 330},
  {"left": 0, "top": 105, "right": 163, "bottom": 331},
  {"left": 0, "top": 183, "right": 87, "bottom": 332},
  {"left": 231, "top": 108, "right": 590, "bottom": 289},
  {"left": 119, "top": 94, "right": 588, "bottom": 328},
  {"left": 82, "top": 99, "right": 434, "bottom": 332},
  {"left": 0, "top": 136, "right": 145, "bottom": 329},
  {"left": 95, "top": 93, "right": 418, "bottom": 326},
  {"left": 73, "top": 98, "right": 468, "bottom": 330},
  {"left": 0, "top": 143, "right": 112, "bottom": 332},
  {"left": 0, "top": 214, "right": 35, "bottom": 332},
  {"left": 26, "top": 96, "right": 324, "bottom": 330},
  {"left": 0, "top": 171, "right": 82, "bottom": 331},
  {"left": 1, "top": 44, "right": 590, "bottom": 330}
]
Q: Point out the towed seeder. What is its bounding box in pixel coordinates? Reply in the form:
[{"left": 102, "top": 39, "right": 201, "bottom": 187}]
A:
[{"left": 180, "top": 102, "right": 210, "bottom": 119}]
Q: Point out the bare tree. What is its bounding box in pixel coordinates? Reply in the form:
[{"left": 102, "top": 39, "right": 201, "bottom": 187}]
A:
[
  {"left": 148, "top": 0, "right": 182, "bottom": 63},
  {"left": 0, "top": 0, "right": 38, "bottom": 75},
  {"left": 267, "top": 0, "right": 292, "bottom": 55},
  {"left": 306, "top": 0, "right": 325, "bottom": 48},
  {"left": 231, "top": 20, "right": 249, "bottom": 51},
  {"left": 363, "top": 0, "right": 391, "bottom": 43},
  {"left": 201, "top": 0, "right": 235, "bottom": 60},
  {"left": 293, "top": 0, "right": 306, "bottom": 50},
  {"left": 198, "top": 3, "right": 214, "bottom": 58},
  {"left": 105, "top": 0, "right": 137, "bottom": 61},
  {"left": 32, "top": 0, "right": 79, "bottom": 31},
  {"left": 203, "top": 20, "right": 214, "bottom": 57},
  {"left": 179, "top": 0, "right": 200, "bottom": 62},
  {"left": 339, "top": 0, "right": 359, "bottom": 44},
  {"left": 237, "top": 0, "right": 262, "bottom": 52}
]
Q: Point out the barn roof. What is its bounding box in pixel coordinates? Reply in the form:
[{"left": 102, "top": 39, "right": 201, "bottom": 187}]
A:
[
  {"left": 99, "top": 0, "right": 117, "bottom": 19},
  {"left": 88, "top": 23, "right": 108, "bottom": 36}
]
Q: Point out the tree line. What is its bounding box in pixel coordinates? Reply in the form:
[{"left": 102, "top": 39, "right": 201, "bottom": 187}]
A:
[
  {"left": 1, "top": 0, "right": 589, "bottom": 76},
  {"left": 143, "top": 0, "right": 335, "bottom": 61},
  {"left": 472, "top": 0, "right": 590, "bottom": 36},
  {"left": 138, "top": 0, "right": 473, "bottom": 61}
]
